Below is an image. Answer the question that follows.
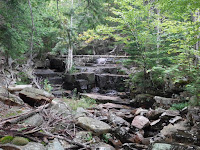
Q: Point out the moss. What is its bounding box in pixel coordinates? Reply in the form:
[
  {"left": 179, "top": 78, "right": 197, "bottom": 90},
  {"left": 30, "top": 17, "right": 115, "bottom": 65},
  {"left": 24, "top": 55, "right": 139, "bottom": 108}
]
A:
[
  {"left": 12, "top": 137, "right": 29, "bottom": 146},
  {"left": 0, "top": 136, "right": 14, "bottom": 144}
]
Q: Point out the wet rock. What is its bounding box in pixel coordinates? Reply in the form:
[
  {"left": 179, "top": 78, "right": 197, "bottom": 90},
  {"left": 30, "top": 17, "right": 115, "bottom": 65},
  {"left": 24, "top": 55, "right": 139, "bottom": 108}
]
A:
[
  {"left": 12, "top": 137, "right": 29, "bottom": 146},
  {"left": 108, "top": 113, "right": 130, "bottom": 127},
  {"left": 77, "top": 117, "right": 111, "bottom": 135},
  {"left": 154, "top": 96, "right": 181, "bottom": 109},
  {"left": 19, "top": 87, "right": 54, "bottom": 106},
  {"left": 131, "top": 94, "right": 155, "bottom": 109},
  {"left": 0, "top": 87, "right": 24, "bottom": 106},
  {"left": 24, "top": 113, "right": 44, "bottom": 127},
  {"left": 47, "top": 138, "right": 64, "bottom": 150},
  {"left": 81, "top": 93, "right": 130, "bottom": 105},
  {"left": 131, "top": 116, "right": 150, "bottom": 129},
  {"left": 91, "top": 142, "right": 115, "bottom": 150}
]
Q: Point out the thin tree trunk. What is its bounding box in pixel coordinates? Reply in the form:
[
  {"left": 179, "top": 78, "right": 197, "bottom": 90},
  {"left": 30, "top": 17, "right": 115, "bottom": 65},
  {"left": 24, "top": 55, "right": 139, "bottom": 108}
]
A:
[
  {"left": 28, "top": 0, "right": 34, "bottom": 61},
  {"left": 156, "top": 8, "right": 160, "bottom": 64},
  {"left": 66, "top": 0, "right": 74, "bottom": 72}
]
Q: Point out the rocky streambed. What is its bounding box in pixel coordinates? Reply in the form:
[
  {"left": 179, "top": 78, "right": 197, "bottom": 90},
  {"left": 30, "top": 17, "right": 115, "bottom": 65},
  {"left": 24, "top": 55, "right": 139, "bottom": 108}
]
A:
[{"left": 0, "top": 85, "right": 200, "bottom": 150}]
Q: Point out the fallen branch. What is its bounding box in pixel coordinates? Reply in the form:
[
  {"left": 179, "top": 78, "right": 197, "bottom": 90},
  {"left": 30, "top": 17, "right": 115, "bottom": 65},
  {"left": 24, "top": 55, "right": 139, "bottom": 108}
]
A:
[{"left": 0, "top": 104, "right": 50, "bottom": 127}]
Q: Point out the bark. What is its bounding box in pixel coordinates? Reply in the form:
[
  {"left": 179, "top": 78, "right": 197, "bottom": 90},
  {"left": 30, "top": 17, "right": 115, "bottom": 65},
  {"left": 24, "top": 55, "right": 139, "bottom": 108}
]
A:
[
  {"left": 28, "top": 0, "right": 34, "bottom": 61},
  {"left": 66, "top": 0, "right": 74, "bottom": 72}
]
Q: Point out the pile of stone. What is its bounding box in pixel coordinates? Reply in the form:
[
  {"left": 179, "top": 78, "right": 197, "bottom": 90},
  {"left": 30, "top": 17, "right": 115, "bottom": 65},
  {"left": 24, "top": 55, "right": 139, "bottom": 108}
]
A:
[{"left": 1, "top": 86, "right": 200, "bottom": 150}]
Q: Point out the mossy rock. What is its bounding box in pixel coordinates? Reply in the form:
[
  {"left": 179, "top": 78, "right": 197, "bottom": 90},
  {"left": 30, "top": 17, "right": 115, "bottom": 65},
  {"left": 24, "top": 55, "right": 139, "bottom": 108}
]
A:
[
  {"left": 0, "top": 136, "right": 14, "bottom": 144},
  {"left": 12, "top": 137, "right": 29, "bottom": 146}
]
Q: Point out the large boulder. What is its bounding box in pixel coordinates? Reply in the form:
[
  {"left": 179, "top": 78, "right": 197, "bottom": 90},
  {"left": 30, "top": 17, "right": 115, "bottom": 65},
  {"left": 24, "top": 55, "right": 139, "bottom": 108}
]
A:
[
  {"left": 0, "top": 87, "right": 24, "bottom": 106},
  {"left": 19, "top": 87, "right": 54, "bottom": 106},
  {"left": 77, "top": 117, "right": 111, "bottom": 135}
]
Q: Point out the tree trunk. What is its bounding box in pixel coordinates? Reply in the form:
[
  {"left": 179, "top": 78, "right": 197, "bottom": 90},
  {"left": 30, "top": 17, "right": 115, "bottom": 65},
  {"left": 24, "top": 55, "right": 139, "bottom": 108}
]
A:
[
  {"left": 28, "top": 0, "right": 34, "bottom": 61},
  {"left": 66, "top": 0, "right": 74, "bottom": 72}
]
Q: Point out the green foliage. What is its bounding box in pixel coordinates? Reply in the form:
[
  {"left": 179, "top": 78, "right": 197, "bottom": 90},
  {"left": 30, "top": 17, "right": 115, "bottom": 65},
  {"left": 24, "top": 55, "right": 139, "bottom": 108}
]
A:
[
  {"left": 43, "top": 79, "right": 53, "bottom": 93},
  {"left": 16, "top": 72, "right": 31, "bottom": 85},
  {"left": 170, "top": 103, "right": 188, "bottom": 110},
  {"left": 83, "top": 132, "right": 93, "bottom": 142},
  {"left": 64, "top": 97, "right": 96, "bottom": 111},
  {"left": 69, "top": 65, "right": 78, "bottom": 74},
  {"left": 102, "top": 133, "right": 111, "bottom": 143},
  {"left": 0, "top": 136, "right": 14, "bottom": 144}
]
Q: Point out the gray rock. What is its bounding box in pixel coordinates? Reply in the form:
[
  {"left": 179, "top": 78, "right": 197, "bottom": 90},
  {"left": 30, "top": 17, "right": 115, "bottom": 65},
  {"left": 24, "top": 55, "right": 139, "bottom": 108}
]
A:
[
  {"left": 81, "top": 93, "right": 129, "bottom": 105},
  {"left": 74, "top": 131, "right": 93, "bottom": 143},
  {"left": 0, "top": 87, "right": 24, "bottom": 106},
  {"left": 19, "top": 87, "right": 54, "bottom": 107},
  {"left": 75, "top": 107, "right": 87, "bottom": 118},
  {"left": 47, "top": 138, "right": 64, "bottom": 150},
  {"left": 154, "top": 96, "right": 181, "bottom": 109},
  {"left": 91, "top": 142, "right": 115, "bottom": 150},
  {"left": 113, "top": 127, "right": 130, "bottom": 143},
  {"left": 21, "top": 142, "right": 46, "bottom": 150},
  {"left": 108, "top": 113, "right": 130, "bottom": 127},
  {"left": 24, "top": 114, "right": 44, "bottom": 127},
  {"left": 51, "top": 100, "right": 71, "bottom": 116},
  {"left": 151, "top": 143, "right": 171, "bottom": 150},
  {"left": 77, "top": 117, "right": 111, "bottom": 135},
  {"left": 131, "top": 115, "right": 150, "bottom": 129},
  {"left": 0, "top": 142, "right": 46, "bottom": 150},
  {"left": 150, "top": 143, "right": 200, "bottom": 150}
]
